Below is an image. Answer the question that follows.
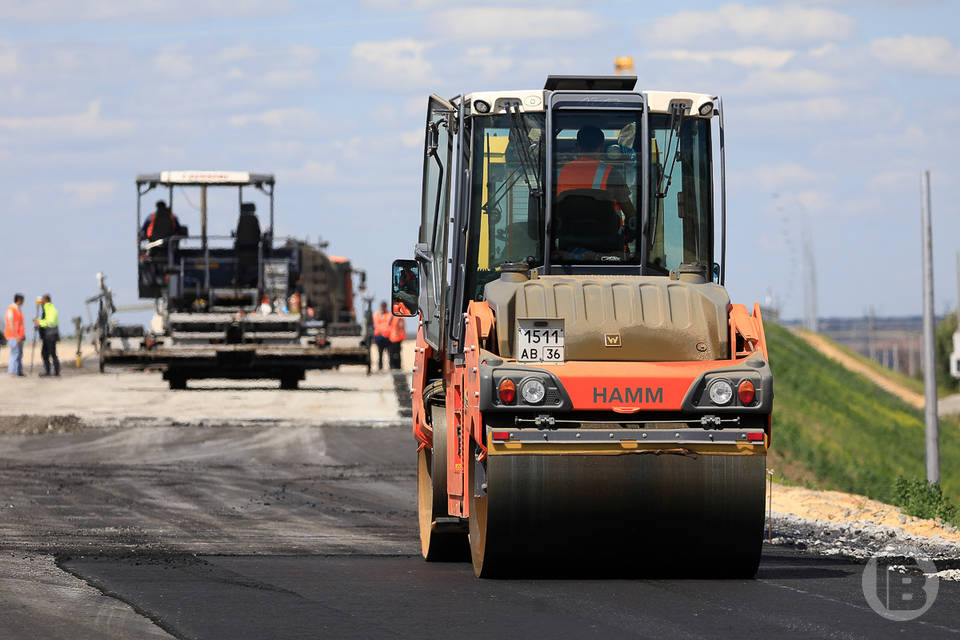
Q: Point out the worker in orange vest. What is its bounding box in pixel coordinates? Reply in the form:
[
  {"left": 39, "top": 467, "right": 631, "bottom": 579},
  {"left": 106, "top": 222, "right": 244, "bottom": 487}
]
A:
[
  {"left": 372, "top": 300, "right": 392, "bottom": 371},
  {"left": 388, "top": 313, "right": 406, "bottom": 370},
  {"left": 556, "top": 125, "right": 637, "bottom": 243},
  {"left": 140, "top": 200, "right": 185, "bottom": 241},
  {"left": 5, "top": 293, "right": 26, "bottom": 376}
]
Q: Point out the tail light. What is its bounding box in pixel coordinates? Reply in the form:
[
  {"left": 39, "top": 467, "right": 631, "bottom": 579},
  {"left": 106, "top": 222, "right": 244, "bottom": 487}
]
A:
[
  {"left": 738, "top": 380, "right": 756, "bottom": 405},
  {"left": 498, "top": 378, "right": 516, "bottom": 404}
]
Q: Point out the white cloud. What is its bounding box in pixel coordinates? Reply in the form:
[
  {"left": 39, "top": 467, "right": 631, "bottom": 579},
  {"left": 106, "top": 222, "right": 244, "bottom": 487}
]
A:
[
  {"left": 0, "top": 100, "right": 134, "bottom": 137},
  {"left": 0, "top": 0, "right": 289, "bottom": 22},
  {"left": 217, "top": 44, "right": 258, "bottom": 63},
  {"left": 399, "top": 128, "right": 423, "bottom": 149},
  {"left": 430, "top": 8, "right": 603, "bottom": 41},
  {"left": 154, "top": 51, "right": 194, "bottom": 77},
  {"left": 280, "top": 160, "right": 337, "bottom": 184},
  {"left": 650, "top": 3, "right": 855, "bottom": 45},
  {"left": 264, "top": 69, "right": 314, "bottom": 88},
  {"left": 351, "top": 39, "right": 434, "bottom": 88},
  {"left": 228, "top": 107, "right": 320, "bottom": 129},
  {"left": 647, "top": 47, "right": 795, "bottom": 70},
  {"left": 61, "top": 181, "right": 118, "bottom": 206},
  {"left": 0, "top": 44, "right": 19, "bottom": 75},
  {"left": 866, "top": 169, "right": 914, "bottom": 191},
  {"left": 869, "top": 35, "right": 960, "bottom": 76},
  {"left": 458, "top": 46, "right": 515, "bottom": 77},
  {"left": 739, "top": 69, "right": 838, "bottom": 94},
  {"left": 748, "top": 164, "right": 819, "bottom": 190}
]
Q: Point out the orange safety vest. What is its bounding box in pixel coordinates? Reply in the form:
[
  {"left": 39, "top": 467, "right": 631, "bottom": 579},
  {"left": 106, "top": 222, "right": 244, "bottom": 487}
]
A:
[
  {"left": 4, "top": 303, "right": 24, "bottom": 340},
  {"left": 146, "top": 211, "right": 177, "bottom": 239},
  {"left": 556, "top": 158, "right": 613, "bottom": 194},
  {"left": 388, "top": 316, "right": 406, "bottom": 343},
  {"left": 372, "top": 310, "right": 392, "bottom": 338}
]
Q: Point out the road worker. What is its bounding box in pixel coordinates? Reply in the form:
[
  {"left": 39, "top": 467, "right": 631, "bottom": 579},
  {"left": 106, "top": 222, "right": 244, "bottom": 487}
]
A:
[
  {"left": 5, "top": 293, "right": 25, "bottom": 377},
  {"left": 34, "top": 294, "right": 60, "bottom": 377},
  {"left": 372, "top": 301, "right": 392, "bottom": 371},
  {"left": 140, "top": 200, "right": 185, "bottom": 242},
  {"left": 556, "top": 125, "right": 637, "bottom": 243},
  {"left": 388, "top": 314, "right": 406, "bottom": 370}
]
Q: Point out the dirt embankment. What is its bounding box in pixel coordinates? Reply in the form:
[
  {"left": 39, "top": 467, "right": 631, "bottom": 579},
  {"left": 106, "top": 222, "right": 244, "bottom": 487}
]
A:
[
  {"left": 773, "top": 483, "right": 959, "bottom": 542},
  {"left": 792, "top": 329, "right": 925, "bottom": 409}
]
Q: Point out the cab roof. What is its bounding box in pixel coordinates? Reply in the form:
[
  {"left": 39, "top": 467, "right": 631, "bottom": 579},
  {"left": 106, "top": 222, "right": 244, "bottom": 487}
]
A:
[
  {"left": 463, "top": 76, "right": 716, "bottom": 117},
  {"left": 136, "top": 171, "right": 275, "bottom": 186}
]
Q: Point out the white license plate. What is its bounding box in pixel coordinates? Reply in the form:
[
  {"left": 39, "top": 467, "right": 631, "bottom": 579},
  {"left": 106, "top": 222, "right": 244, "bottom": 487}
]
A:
[{"left": 516, "top": 319, "right": 565, "bottom": 363}]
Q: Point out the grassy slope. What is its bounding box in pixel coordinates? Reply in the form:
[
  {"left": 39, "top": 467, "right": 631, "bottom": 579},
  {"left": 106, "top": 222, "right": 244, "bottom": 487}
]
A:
[
  {"left": 767, "top": 323, "right": 960, "bottom": 504},
  {"left": 805, "top": 329, "right": 954, "bottom": 399}
]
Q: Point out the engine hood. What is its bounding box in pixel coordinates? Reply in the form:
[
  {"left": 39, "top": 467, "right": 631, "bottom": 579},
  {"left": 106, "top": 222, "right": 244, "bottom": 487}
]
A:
[{"left": 483, "top": 274, "right": 730, "bottom": 362}]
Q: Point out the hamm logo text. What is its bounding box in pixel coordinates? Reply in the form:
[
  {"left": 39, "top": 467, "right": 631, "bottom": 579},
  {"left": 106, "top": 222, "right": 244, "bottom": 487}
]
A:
[{"left": 593, "top": 387, "right": 663, "bottom": 404}]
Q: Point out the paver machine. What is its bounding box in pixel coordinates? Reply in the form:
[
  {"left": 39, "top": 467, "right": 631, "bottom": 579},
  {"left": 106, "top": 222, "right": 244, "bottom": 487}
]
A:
[
  {"left": 98, "top": 171, "right": 370, "bottom": 389},
  {"left": 393, "top": 76, "right": 772, "bottom": 577}
]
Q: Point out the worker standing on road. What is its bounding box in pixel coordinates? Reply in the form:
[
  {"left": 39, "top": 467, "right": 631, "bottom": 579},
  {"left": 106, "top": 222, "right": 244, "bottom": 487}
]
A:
[
  {"left": 372, "top": 301, "right": 392, "bottom": 371},
  {"left": 388, "top": 314, "right": 406, "bottom": 370},
  {"left": 5, "top": 293, "right": 25, "bottom": 377},
  {"left": 34, "top": 294, "right": 60, "bottom": 377}
]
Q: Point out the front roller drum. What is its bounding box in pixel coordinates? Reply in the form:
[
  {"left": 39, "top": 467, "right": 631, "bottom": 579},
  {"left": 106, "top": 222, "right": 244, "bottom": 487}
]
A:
[
  {"left": 417, "top": 405, "right": 469, "bottom": 561},
  {"left": 470, "top": 447, "right": 766, "bottom": 578}
]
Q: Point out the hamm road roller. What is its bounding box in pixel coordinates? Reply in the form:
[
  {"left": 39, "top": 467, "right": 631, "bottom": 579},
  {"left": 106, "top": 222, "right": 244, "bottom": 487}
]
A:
[{"left": 392, "top": 76, "right": 772, "bottom": 577}]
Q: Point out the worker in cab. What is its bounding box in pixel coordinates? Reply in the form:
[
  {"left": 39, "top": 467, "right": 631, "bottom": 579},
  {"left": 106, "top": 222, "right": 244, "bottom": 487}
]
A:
[
  {"left": 140, "top": 200, "right": 185, "bottom": 242},
  {"left": 556, "top": 126, "right": 638, "bottom": 244},
  {"left": 5, "top": 293, "right": 25, "bottom": 377},
  {"left": 388, "top": 314, "right": 406, "bottom": 370},
  {"left": 372, "top": 300, "right": 392, "bottom": 371},
  {"left": 34, "top": 294, "right": 60, "bottom": 377}
]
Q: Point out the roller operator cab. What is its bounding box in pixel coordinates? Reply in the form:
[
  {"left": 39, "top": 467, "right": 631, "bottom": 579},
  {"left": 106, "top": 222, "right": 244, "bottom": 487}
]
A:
[{"left": 393, "top": 76, "right": 772, "bottom": 578}]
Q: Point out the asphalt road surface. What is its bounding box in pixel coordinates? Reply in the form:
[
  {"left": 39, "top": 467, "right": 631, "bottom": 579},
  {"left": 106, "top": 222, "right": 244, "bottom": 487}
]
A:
[{"left": 0, "top": 366, "right": 957, "bottom": 639}]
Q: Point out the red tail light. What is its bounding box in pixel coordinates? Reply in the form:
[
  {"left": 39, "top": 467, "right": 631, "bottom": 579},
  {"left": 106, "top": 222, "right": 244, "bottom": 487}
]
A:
[
  {"left": 738, "top": 380, "right": 756, "bottom": 405},
  {"left": 747, "top": 432, "right": 764, "bottom": 442},
  {"left": 492, "top": 431, "right": 510, "bottom": 441},
  {"left": 498, "top": 379, "right": 516, "bottom": 404}
]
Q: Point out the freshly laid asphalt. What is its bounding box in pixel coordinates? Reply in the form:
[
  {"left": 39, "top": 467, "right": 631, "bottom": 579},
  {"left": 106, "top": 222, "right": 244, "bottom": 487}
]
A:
[{"left": 61, "top": 550, "right": 960, "bottom": 639}]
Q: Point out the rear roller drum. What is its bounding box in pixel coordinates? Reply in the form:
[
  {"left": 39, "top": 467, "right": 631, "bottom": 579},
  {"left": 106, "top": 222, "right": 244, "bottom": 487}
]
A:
[
  {"left": 418, "top": 405, "right": 469, "bottom": 561},
  {"left": 469, "top": 444, "right": 766, "bottom": 578}
]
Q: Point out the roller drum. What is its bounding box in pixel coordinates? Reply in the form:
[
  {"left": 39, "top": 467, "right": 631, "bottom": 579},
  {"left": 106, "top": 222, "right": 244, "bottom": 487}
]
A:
[{"left": 471, "top": 450, "right": 766, "bottom": 577}]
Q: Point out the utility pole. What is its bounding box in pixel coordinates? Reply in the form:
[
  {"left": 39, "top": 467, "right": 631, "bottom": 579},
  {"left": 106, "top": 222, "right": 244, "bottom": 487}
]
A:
[
  {"left": 920, "top": 170, "right": 939, "bottom": 484},
  {"left": 802, "top": 220, "right": 818, "bottom": 332}
]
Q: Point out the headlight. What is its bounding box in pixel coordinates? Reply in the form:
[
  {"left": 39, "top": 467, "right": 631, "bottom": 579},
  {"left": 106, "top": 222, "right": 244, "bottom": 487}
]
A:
[
  {"left": 708, "top": 379, "right": 733, "bottom": 405},
  {"left": 520, "top": 379, "right": 546, "bottom": 404}
]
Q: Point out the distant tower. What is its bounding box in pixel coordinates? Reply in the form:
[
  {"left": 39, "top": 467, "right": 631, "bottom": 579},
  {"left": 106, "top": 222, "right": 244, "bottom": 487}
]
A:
[{"left": 802, "top": 221, "right": 818, "bottom": 332}]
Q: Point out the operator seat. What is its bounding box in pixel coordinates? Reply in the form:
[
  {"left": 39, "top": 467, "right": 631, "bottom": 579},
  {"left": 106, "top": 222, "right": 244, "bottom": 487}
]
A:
[
  {"left": 554, "top": 189, "right": 622, "bottom": 254},
  {"left": 234, "top": 203, "right": 262, "bottom": 287}
]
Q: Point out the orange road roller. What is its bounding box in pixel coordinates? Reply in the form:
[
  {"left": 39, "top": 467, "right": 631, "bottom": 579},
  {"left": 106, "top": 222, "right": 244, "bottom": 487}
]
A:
[{"left": 392, "top": 75, "right": 772, "bottom": 577}]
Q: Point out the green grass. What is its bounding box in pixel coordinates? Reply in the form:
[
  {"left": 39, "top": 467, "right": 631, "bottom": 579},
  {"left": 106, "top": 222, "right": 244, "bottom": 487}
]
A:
[{"left": 767, "top": 323, "right": 960, "bottom": 515}]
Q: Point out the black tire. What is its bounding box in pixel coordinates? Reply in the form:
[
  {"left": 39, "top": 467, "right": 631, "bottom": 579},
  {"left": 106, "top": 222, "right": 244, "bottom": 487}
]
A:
[
  {"left": 468, "top": 439, "right": 499, "bottom": 578},
  {"left": 168, "top": 374, "right": 186, "bottom": 390},
  {"left": 280, "top": 374, "right": 299, "bottom": 390},
  {"left": 418, "top": 405, "right": 469, "bottom": 561}
]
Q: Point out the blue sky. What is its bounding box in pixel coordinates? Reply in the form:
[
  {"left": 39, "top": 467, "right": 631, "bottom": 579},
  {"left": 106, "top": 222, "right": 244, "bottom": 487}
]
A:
[{"left": 1, "top": 0, "right": 958, "bottom": 325}]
